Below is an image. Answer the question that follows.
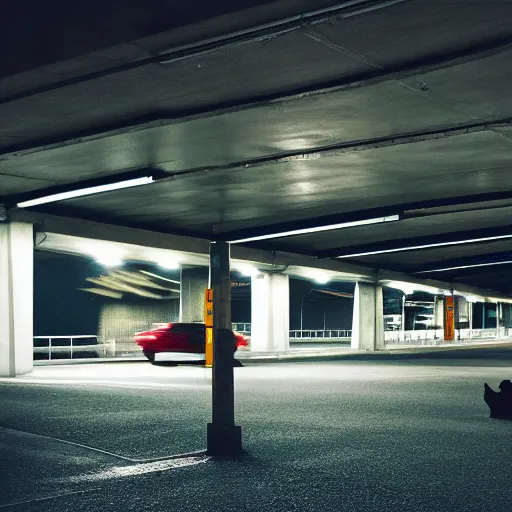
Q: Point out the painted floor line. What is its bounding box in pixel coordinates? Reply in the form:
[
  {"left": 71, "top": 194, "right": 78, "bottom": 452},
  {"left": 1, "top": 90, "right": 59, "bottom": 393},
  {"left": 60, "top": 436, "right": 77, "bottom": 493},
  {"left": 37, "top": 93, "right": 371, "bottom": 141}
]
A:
[
  {"left": 0, "top": 427, "right": 206, "bottom": 463},
  {"left": 71, "top": 456, "right": 211, "bottom": 482},
  {"left": 0, "top": 488, "right": 101, "bottom": 509}
]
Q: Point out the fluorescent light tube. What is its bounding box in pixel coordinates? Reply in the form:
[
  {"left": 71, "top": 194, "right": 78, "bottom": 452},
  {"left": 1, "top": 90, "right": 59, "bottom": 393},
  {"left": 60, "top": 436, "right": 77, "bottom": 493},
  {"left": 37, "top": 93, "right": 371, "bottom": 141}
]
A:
[
  {"left": 17, "top": 176, "right": 154, "bottom": 208},
  {"left": 337, "top": 234, "right": 512, "bottom": 258},
  {"left": 418, "top": 260, "right": 512, "bottom": 274},
  {"left": 230, "top": 215, "right": 399, "bottom": 244}
]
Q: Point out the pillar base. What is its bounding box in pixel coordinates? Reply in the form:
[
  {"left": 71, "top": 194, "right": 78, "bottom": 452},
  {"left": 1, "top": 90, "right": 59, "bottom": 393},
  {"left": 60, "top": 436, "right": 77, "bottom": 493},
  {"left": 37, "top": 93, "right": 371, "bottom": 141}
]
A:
[{"left": 207, "top": 423, "right": 243, "bottom": 456}]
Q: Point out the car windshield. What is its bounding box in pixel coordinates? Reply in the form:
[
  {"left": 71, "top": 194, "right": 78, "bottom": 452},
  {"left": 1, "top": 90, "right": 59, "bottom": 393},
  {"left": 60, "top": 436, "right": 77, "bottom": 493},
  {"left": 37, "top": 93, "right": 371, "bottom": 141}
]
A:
[
  {"left": 151, "top": 323, "right": 171, "bottom": 330},
  {"left": 170, "top": 323, "right": 205, "bottom": 332}
]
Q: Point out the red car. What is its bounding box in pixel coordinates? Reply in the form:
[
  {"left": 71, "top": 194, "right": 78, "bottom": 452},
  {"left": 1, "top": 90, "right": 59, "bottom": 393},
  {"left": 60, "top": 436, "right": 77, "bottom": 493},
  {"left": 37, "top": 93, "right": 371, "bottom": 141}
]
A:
[{"left": 134, "top": 322, "right": 249, "bottom": 363}]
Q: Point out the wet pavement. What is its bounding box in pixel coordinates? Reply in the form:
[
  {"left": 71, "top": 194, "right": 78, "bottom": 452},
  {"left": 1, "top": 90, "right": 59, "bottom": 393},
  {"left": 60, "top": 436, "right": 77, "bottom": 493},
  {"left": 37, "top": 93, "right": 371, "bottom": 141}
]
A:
[{"left": 1, "top": 347, "right": 512, "bottom": 511}]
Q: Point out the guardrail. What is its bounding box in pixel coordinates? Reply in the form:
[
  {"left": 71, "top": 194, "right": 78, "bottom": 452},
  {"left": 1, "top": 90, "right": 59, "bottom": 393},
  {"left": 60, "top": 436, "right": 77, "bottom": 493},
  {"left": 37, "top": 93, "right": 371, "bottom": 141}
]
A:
[{"left": 33, "top": 336, "right": 115, "bottom": 360}]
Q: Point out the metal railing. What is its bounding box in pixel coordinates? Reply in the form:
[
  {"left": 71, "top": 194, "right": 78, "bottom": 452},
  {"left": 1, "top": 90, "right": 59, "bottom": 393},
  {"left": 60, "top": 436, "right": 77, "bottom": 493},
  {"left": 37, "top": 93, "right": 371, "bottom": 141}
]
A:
[
  {"left": 289, "top": 329, "right": 351, "bottom": 340},
  {"left": 232, "top": 323, "right": 251, "bottom": 334},
  {"left": 232, "top": 324, "right": 351, "bottom": 340},
  {"left": 33, "top": 336, "right": 115, "bottom": 360},
  {"left": 384, "top": 327, "right": 510, "bottom": 346}
]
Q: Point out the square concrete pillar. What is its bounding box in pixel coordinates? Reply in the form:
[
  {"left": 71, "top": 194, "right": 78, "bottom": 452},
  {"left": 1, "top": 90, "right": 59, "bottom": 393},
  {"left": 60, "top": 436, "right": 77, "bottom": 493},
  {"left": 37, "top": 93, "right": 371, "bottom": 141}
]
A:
[
  {"left": 179, "top": 267, "right": 209, "bottom": 322},
  {"left": 251, "top": 273, "right": 289, "bottom": 352},
  {"left": 351, "top": 282, "right": 384, "bottom": 351},
  {"left": 434, "top": 296, "right": 444, "bottom": 330},
  {"left": 0, "top": 222, "right": 34, "bottom": 377}
]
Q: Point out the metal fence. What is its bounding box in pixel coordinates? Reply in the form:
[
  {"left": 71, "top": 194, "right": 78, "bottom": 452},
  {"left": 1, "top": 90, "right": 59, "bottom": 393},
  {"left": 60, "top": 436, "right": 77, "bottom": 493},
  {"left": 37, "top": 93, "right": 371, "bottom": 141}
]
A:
[
  {"left": 232, "top": 324, "right": 351, "bottom": 341},
  {"left": 34, "top": 325, "right": 512, "bottom": 360},
  {"left": 384, "top": 327, "right": 509, "bottom": 346},
  {"left": 289, "top": 329, "right": 351, "bottom": 340},
  {"left": 33, "top": 336, "right": 116, "bottom": 360},
  {"left": 232, "top": 323, "right": 251, "bottom": 334}
]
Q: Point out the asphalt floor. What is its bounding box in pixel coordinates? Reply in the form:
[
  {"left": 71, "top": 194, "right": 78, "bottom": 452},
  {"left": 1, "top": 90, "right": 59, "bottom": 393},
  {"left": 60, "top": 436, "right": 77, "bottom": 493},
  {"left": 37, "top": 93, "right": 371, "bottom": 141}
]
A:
[{"left": 1, "top": 345, "right": 512, "bottom": 511}]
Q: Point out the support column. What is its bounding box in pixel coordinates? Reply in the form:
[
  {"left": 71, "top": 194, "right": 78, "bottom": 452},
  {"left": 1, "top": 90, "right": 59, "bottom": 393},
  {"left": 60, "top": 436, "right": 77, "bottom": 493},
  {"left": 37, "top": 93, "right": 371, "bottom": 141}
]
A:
[
  {"left": 351, "top": 282, "right": 384, "bottom": 351},
  {"left": 0, "top": 222, "right": 34, "bottom": 377},
  {"left": 496, "top": 302, "right": 501, "bottom": 338},
  {"left": 435, "top": 296, "right": 444, "bottom": 331},
  {"left": 401, "top": 294, "right": 406, "bottom": 343},
  {"left": 250, "top": 273, "right": 289, "bottom": 352},
  {"left": 469, "top": 301, "right": 473, "bottom": 340},
  {"left": 444, "top": 295, "right": 455, "bottom": 341},
  {"left": 179, "top": 267, "right": 209, "bottom": 322},
  {"left": 206, "top": 242, "right": 242, "bottom": 456}
]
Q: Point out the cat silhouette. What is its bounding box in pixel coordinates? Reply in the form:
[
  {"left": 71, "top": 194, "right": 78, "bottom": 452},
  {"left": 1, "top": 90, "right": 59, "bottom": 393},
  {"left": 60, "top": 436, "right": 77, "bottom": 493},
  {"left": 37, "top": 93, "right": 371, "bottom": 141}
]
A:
[{"left": 484, "top": 380, "right": 512, "bottom": 420}]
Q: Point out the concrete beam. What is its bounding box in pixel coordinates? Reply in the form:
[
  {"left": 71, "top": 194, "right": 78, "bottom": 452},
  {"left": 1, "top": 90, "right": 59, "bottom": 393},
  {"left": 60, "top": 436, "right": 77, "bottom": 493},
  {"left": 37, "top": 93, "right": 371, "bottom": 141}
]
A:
[{"left": 12, "top": 210, "right": 511, "bottom": 301}]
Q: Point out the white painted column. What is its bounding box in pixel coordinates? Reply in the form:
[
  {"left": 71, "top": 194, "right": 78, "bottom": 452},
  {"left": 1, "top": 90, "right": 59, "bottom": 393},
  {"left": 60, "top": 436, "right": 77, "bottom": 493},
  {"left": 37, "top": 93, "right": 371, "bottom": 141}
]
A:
[
  {"left": 496, "top": 302, "right": 501, "bottom": 338},
  {"left": 401, "top": 294, "right": 406, "bottom": 343},
  {"left": 0, "top": 222, "right": 34, "bottom": 377},
  {"left": 250, "top": 273, "right": 289, "bottom": 352},
  {"left": 468, "top": 301, "right": 473, "bottom": 340},
  {"left": 351, "top": 282, "right": 384, "bottom": 351}
]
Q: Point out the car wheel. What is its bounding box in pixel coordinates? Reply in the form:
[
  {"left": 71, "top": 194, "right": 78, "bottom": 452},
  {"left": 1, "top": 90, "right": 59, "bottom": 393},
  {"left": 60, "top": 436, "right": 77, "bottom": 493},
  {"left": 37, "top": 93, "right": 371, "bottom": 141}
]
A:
[{"left": 143, "top": 351, "right": 155, "bottom": 362}]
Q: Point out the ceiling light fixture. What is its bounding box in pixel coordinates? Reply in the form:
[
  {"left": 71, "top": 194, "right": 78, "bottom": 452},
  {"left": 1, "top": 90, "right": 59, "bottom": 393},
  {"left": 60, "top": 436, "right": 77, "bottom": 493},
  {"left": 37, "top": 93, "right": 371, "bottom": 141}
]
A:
[
  {"left": 156, "top": 259, "right": 180, "bottom": 270},
  {"left": 417, "top": 260, "right": 512, "bottom": 274},
  {"left": 17, "top": 176, "right": 155, "bottom": 208},
  {"left": 337, "top": 234, "right": 512, "bottom": 258},
  {"left": 306, "top": 271, "right": 330, "bottom": 284},
  {"left": 229, "top": 215, "right": 400, "bottom": 244},
  {"left": 93, "top": 250, "right": 124, "bottom": 267},
  {"left": 234, "top": 265, "right": 259, "bottom": 277},
  {"left": 385, "top": 281, "right": 415, "bottom": 296},
  {"left": 383, "top": 280, "right": 445, "bottom": 296}
]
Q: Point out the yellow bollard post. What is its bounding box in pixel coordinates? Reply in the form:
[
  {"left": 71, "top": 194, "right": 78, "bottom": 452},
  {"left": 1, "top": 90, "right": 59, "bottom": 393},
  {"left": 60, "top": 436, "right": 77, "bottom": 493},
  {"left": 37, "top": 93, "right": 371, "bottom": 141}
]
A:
[{"left": 205, "top": 289, "right": 214, "bottom": 367}]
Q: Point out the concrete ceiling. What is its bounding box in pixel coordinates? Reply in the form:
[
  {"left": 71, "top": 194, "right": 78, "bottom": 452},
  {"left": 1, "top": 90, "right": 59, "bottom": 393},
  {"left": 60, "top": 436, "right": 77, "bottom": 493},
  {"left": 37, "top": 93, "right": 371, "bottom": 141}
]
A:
[{"left": 2, "top": 0, "right": 512, "bottom": 294}]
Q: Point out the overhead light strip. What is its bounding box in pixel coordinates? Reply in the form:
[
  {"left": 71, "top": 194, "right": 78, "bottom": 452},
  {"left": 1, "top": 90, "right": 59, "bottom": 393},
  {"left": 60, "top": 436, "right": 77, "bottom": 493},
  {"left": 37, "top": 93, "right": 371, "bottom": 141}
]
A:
[
  {"left": 417, "top": 260, "right": 512, "bottom": 274},
  {"left": 337, "top": 234, "right": 512, "bottom": 258},
  {"left": 17, "top": 176, "right": 155, "bottom": 208},
  {"left": 229, "top": 215, "right": 400, "bottom": 244}
]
